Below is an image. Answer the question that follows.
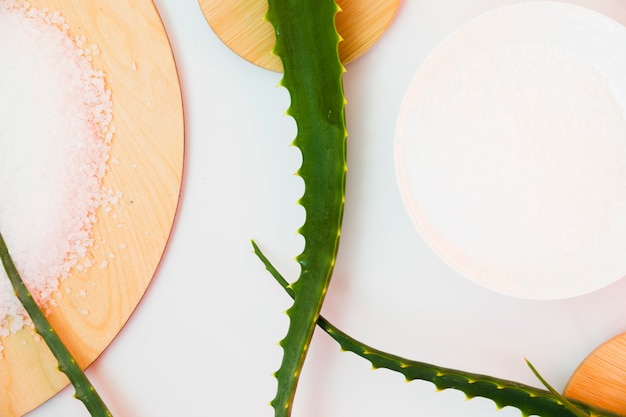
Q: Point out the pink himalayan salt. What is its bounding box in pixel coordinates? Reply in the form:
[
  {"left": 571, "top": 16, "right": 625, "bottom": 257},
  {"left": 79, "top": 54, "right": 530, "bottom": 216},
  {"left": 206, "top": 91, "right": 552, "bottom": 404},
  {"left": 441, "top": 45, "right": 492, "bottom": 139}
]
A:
[{"left": 0, "top": 1, "right": 114, "bottom": 342}]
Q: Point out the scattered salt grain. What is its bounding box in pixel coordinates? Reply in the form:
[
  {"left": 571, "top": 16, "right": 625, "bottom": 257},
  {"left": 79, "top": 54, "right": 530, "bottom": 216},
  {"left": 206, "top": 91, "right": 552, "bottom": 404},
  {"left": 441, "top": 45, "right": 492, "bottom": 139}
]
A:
[{"left": 0, "top": 1, "right": 114, "bottom": 338}]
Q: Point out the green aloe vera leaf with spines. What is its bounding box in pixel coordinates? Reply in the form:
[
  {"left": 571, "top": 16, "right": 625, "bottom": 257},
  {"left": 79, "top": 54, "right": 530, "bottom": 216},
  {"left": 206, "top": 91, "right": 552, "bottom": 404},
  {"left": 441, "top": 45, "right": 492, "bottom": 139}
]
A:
[
  {"left": 253, "top": 241, "right": 623, "bottom": 417},
  {"left": 0, "top": 232, "right": 112, "bottom": 417},
  {"left": 264, "top": 0, "right": 347, "bottom": 416}
]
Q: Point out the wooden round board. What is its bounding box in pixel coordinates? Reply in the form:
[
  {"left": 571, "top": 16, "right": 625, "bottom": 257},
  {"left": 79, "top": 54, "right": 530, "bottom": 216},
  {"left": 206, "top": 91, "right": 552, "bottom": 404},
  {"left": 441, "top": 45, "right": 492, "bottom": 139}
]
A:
[
  {"left": 199, "top": 0, "right": 400, "bottom": 71},
  {"left": 0, "top": 1, "right": 183, "bottom": 416}
]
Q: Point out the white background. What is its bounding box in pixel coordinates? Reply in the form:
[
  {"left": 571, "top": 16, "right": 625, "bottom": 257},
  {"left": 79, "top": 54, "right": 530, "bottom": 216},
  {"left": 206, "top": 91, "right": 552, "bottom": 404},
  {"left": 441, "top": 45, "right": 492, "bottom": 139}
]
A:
[{"left": 27, "top": 0, "right": 626, "bottom": 416}]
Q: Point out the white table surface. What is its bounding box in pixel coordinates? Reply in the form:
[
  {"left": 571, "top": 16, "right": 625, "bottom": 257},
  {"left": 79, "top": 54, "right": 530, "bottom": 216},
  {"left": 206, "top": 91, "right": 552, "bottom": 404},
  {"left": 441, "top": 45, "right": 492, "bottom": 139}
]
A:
[{"left": 27, "top": 0, "right": 626, "bottom": 416}]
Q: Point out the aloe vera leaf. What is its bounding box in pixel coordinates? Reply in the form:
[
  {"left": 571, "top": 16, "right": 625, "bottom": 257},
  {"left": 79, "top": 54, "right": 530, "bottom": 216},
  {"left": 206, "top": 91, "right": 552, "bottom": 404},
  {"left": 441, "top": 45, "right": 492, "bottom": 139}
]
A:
[
  {"left": 0, "top": 232, "right": 112, "bottom": 417},
  {"left": 264, "top": 0, "right": 346, "bottom": 416},
  {"left": 526, "top": 359, "right": 590, "bottom": 417},
  {"left": 252, "top": 241, "right": 623, "bottom": 417}
]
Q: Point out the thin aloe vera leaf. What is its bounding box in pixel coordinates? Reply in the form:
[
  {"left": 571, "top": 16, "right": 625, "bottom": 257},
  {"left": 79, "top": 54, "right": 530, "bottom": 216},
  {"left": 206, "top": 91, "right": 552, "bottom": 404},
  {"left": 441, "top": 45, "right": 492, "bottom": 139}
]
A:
[
  {"left": 526, "top": 359, "right": 590, "bottom": 417},
  {"left": 0, "top": 232, "right": 112, "bottom": 417},
  {"left": 264, "top": 0, "right": 347, "bottom": 416},
  {"left": 252, "top": 241, "right": 623, "bottom": 417}
]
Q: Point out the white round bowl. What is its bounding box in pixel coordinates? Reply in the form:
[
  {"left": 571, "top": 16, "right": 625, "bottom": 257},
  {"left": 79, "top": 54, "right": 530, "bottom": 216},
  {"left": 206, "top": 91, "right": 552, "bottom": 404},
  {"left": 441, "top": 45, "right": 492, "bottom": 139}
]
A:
[{"left": 395, "top": 2, "right": 626, "bottom": 299}]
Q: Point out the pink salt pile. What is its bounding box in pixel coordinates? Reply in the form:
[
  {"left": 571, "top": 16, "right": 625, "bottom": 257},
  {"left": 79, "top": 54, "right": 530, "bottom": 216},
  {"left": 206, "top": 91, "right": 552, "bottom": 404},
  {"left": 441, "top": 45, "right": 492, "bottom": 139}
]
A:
[{"left": 0, "top": 1, "right": 114, "bottom": 344}]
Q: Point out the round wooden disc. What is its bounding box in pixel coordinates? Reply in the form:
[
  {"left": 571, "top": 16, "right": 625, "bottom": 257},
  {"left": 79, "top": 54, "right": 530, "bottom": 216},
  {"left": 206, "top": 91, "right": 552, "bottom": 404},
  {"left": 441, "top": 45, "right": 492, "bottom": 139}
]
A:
[
  {"left": 0, "top": 1, "right": 183, "bottom": 416},
  {"left": 565, "top": 333, "right": 626, "bottom": 414},
  {"left": 198, "top": 0, "right": 400, "bottom": 71}
]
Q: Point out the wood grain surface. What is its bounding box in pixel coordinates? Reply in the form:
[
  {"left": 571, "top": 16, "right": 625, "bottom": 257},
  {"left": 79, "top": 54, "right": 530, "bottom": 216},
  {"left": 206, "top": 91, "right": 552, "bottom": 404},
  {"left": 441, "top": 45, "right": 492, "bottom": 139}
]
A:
[
  {"left": 198, "top": 0, "right": 400, "bottom": 71},
  {"left": 0, "top": 1, "right": 183, "bottom": 415},
  {"left": 565, "top": 332, "right": 626, "bottom": 415}
]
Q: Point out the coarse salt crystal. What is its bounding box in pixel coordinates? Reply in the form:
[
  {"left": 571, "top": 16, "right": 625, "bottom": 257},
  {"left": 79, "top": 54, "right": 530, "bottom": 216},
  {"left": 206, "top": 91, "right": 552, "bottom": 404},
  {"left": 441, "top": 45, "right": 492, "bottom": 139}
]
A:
[{"left": 0, "top": 1, "right": 115, "bottom": 338}]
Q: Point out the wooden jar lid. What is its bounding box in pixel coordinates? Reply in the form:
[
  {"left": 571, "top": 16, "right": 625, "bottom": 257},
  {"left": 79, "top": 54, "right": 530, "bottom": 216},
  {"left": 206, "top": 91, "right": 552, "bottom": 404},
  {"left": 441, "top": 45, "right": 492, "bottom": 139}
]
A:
[
  {"left": 199, "top": 0, "right": 400, "bottom": 71},
  {"left": 565, "top": 333, "right": 626, "bottom": 414}
]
